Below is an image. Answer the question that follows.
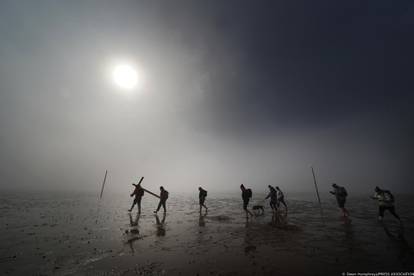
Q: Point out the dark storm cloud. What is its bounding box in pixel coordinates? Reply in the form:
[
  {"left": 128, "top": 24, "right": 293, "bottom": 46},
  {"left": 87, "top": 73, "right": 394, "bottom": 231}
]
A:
[
  {"left": 0, "top": 0, "right": 413, "bottom": 194},
  {"left": 151, "top": 0, "right": 414, "bottom": 192},
  {"left": 155, "top": 0, "right": 414, "bottom": 131}
]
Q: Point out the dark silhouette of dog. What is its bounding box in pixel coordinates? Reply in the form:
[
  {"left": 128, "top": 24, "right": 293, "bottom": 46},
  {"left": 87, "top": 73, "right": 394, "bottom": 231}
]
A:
[{"left": 252, "top": 205, "right": 264, "bottom": 215}]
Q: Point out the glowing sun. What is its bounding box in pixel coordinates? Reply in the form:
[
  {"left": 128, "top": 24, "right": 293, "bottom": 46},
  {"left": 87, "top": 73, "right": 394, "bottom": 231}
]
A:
[{"left": 111, "top": 63, "right": 141, "bottom": 90}]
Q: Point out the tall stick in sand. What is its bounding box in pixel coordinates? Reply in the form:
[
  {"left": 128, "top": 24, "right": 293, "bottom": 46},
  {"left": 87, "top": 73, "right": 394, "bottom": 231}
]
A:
[
  {"left": 311, "top": 166, "right": 325, "bottom": 224},
  {"left": 96, "top": 169, "right": 108, "bottom": 224},
  {"left": 99, "top": 170, "right": 108, "bottom": 199}
]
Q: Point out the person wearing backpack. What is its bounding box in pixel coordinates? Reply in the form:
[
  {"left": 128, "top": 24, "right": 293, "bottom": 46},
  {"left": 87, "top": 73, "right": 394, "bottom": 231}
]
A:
[
  {"left": 128, "top": 183, "right": 145, "bottom": 213},
  {"left": 265, "top": 185, "right": 278, "bottom": 211},
  {"left": 330, "top": 183, "right": 349, "bottom": 217},
  {"left": 154, "top": 186, "right": 169, "bottom": 214},
  {"left": 276, "top": 186, "right": 288, "bottom": 212},
  {"left": 198, "top": 187, "right": 208, "bottom": 213},
  {"left": 240, "top": 184, "right": 254, "bottom": 217},
  {"left": 371, "top": 186, "right": 401, "bottom": 221}
]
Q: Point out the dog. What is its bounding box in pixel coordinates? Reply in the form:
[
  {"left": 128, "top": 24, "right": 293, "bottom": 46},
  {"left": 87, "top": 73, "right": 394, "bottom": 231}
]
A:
[{"left": 252, "top": 205, "right": 264, "bottom": 215}]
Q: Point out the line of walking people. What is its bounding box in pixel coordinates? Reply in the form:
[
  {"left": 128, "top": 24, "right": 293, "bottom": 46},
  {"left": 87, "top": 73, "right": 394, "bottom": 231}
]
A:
[
  {"left": 127, "top": 182, "right": 288, "bottom": 217},
  {"left": 128, "top": 181, "right": 402, "bottom": 224}
]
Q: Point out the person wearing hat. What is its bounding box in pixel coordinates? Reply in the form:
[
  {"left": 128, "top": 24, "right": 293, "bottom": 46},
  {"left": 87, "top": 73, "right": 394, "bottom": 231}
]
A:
[{"left": 330, "top": 183, "right": 349, "bottom": 217}]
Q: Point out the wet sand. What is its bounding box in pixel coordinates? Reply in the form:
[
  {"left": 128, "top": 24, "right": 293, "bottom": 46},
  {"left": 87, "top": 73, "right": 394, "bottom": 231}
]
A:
[{"left": 1, "top": 192, "right": 413, "bottom": 275}]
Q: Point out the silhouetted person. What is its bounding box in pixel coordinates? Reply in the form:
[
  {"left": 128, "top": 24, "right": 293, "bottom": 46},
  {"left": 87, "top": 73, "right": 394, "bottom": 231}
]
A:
[
  {"left": 371, "top": 186, "right": 401, "bottom": 222},
  {"left": 155, "top": 212, "right": 166, "bottom": 236},
  {"left": 276, "top": 186, "right": 288, "bottom": 211},
  {"left": 129, "top": 183, "right": 144, "bottom": 213},
  {"left": 154, "top": 186, "right": 169, "bottom": 213},
  {"left": 265, "top": 185, "right": 278, "bottom": 211},
  {"left": 240, "top": 184, "right": 253, "bottom": 217},
  {"left": 330, "top": 183, "right": 349, "bottom": 217},
  {"left": 198, "top": 187, "right": 208, "bottom": 213}
]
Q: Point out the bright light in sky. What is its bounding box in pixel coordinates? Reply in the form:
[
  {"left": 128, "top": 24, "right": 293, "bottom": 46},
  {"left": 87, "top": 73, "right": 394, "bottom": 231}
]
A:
[{"left": 111, "top": 63, "right": 141, "bottom": 90}]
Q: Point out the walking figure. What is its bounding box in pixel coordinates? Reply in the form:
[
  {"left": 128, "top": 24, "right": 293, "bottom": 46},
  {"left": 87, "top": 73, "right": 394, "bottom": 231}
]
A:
[
  {"left": 265, "top": 185, "right": 278, "bottom": 211},
  {"left": 240, "top": 184, "right": 254, "bottom": 217},
  {"left": 371, "top": 186, "right": 401, "bottom": 222},
  {"left": 198, "top": 187, "right": 208, "bottom": 213},
  {"left": 330, "top": 183, "right": 349, "bottom": 217},
  {"left": 276, "top": 186, "right": 288, "bottom": 212},
  {"left": 154, "top": 186, "right": 169, "bottom": 213},
  {"left": 129, "top": 183, "right": 144, "bottom": 213}
]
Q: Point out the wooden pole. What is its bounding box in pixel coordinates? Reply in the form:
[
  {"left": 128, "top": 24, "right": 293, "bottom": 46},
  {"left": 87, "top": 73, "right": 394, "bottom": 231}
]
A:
[
  {"left": 134, "top": 176, "right": 160, "bottom": 198},
  {"left": 311, "top": 166, "right": 325, "bottom": 224},
  {"left": 96, "top": 169, "right": 108, "bottom": 224},
  {"left": 137, "top": 176, "right": 144, "bottom": 186},
  {"left": 143, "top": 188, "right": 160, "bottom": 199},
  {"left": 99, "top": 170, "right": 108, "bottom": 199}
]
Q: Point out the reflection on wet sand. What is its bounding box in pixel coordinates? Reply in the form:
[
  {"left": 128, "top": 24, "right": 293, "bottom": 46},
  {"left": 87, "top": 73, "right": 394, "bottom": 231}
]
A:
[
  {"left": 155, "top": 213, "right": 166, "bottom": 237},
  {"left": 243, "top": 215, "right": 254, "bottom": 256},
  {"left": 2, "top": 194, "right": 414, "bottom": 275},
  {"left": 341, "top": 216, "right": 353, "bottom": 242},
  {"left": 199, "top": 212, "right": 207, "bottom": 227},
  {"left": 270, "top": 211, "right": 288, "bottom": 227},
  {"left": 381, "top": 220, "right": 413, "bottom": 264},
  {"left": 126, "top": 213, "right": 141, "bottom": 253},
  {"left": 340, "top": 216, "right": 355, "bottom": 263},
  {"left": 129, "top": 212, "right": 140, "bottom": 227},
  {"left": 245, "top": 216, "right": 250, "bottom": 228}
]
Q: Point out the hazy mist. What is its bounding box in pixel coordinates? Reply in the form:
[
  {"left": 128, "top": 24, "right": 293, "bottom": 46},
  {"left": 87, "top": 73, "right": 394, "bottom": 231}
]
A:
[{"left": 1, "top": 0, "right": 413, "bottom": 196}]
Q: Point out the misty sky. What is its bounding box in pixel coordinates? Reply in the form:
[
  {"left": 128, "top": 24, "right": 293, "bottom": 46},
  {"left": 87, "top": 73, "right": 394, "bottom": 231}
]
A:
[{"left": 0, "top": 0, "right": 413, "bottom": 195}]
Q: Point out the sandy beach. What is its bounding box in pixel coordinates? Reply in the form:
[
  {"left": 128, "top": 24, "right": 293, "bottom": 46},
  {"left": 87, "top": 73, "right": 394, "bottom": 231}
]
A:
[{"left": 1, "top": 191, "right": 413, "bottom": 275}]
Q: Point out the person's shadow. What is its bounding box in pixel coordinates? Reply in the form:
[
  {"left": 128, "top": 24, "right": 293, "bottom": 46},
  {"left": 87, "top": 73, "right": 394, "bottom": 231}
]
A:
[{"left": 155, "top": 213, "right": 166, "bottom": 237}]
